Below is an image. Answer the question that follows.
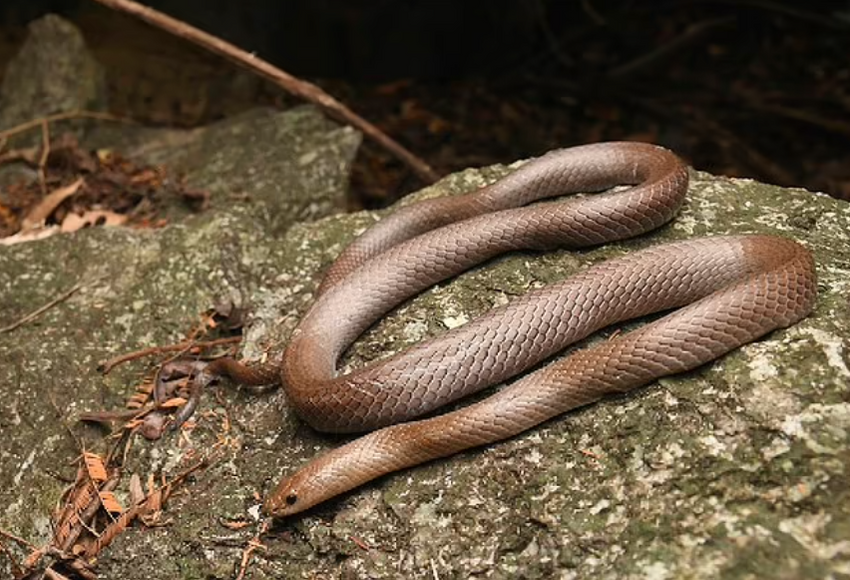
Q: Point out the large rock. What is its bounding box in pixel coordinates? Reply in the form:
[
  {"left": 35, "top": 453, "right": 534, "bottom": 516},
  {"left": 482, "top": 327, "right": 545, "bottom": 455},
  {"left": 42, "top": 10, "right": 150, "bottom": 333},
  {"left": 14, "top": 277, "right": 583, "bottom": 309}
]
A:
[
  {"left": 85, "top": 105, "right": 362, "bottom": 227},
  {"left": 0, "top": 14, "right": 107, "bottom": 139},
  {"left": 0, "top": 14, "right": 109, "bottom": 191},
  {"left": 1, "top": 151, "right": 847, "bottom": 578}
]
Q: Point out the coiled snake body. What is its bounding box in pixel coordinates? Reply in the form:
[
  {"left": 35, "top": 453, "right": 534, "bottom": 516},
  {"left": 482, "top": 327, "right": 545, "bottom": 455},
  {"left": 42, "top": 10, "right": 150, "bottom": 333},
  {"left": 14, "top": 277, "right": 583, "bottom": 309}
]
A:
[{"left": 214, "top": 142, "right": 816, "bottom": 516}]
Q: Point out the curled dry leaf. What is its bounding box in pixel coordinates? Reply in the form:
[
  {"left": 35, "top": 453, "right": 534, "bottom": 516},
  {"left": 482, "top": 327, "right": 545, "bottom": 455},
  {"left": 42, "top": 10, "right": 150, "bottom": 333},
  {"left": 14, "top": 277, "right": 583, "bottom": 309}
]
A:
[
  {"left": 159, "top": 397, "right": 188, "bottom": 409},
  {"left": 60, "top": 209, "right": 127, "bottom": 232},
  {"left": 0, "top": 225, "right": 59, "bottom": 246},
  {"left": 221, "top": 519, "right": 252, "bottom": 530},
  {"left": 127, "top": 388, "right": 152, "bottom": 409},
  {"left": 0, "top": 145, "right": 40, "bottom": 164},
  {"left": 20, "top": 178, "right": 84, "bottom": 230},
  {"left": 82, "top": 452, "right": 107, "bottom": 483},
  {"left": 128, "top": 473, "right": 145, "bottom": 506},
  {"left": 98, "top": 491, "right": 124, "bottom": 515},
  {"left": 21, "top": 546, "right": 47, "bottom": 571}
]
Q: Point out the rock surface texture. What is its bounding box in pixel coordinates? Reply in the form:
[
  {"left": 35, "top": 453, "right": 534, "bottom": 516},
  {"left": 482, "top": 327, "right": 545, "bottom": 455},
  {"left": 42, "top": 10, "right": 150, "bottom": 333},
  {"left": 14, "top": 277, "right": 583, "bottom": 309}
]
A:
[{"left": 2, "top": 148, "right": 849, "bottom": 579}]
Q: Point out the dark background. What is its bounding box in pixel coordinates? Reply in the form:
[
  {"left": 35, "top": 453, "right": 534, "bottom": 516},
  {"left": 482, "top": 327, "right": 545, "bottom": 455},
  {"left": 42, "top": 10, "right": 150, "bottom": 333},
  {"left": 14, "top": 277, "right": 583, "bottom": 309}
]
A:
[{"left": 1, "top": 0, "right": 849, "bottom": 205}]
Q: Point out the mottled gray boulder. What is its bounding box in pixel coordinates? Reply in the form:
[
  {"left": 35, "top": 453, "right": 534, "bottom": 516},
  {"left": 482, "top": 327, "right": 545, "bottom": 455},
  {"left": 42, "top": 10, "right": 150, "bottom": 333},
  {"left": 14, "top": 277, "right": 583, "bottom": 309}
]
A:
[
  {"left": 0, "top": 14, "right": 108, "bottom": 192},
  {"left": 0, "top": 14, "right": 107, "bottom": 141},
  {"left": 85, "top": 106, "right": 362, "bottom": 228},
  {"left": 1, "top": 155, "right": 848, "bottom": 580}
]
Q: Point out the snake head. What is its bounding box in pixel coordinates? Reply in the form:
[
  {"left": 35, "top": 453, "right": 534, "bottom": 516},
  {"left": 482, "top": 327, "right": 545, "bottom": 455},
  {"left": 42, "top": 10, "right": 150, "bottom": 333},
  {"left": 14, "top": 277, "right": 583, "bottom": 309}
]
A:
[
  {"left": 262, "top": 440, "right": 376, "bottom": 517},
  {"left": 263, "top": 461, "right": 355, "bottom": 518},
  {"left": 263, "top": 473, "right": 305, "bottom": 517}
]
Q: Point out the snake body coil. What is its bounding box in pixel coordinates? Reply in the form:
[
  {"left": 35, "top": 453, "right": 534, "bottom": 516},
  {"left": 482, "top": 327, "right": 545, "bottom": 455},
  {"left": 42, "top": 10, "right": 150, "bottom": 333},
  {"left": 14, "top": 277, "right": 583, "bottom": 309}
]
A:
[{"left": 262, "top": 142, "right": 817, "bottom": 516}]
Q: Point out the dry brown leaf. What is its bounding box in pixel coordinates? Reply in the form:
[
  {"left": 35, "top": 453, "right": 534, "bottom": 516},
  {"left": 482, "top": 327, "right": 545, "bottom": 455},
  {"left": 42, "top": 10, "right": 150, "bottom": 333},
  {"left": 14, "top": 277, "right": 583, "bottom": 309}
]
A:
[
  {"left": 128, "top": 473, "right": 145, "bottom": 506},
  {"left": 89, "top": 507, "right": 136, "bottom": 558},
  {"left": 145, "top": 488, "right": 163, "bottom": 513},
  {"left": 0, "top": 225, "right": 59, "bottom": 245},
  {"left": 21, "top": 546, "right": 47, "bottom": 570},
  {"left": 221, "top": 519, "right": 252, "bottom": 530},
  {"left": 20, "top": 177, "right": 84, "bottom": 230},
  {"left": 159, "top": 397, "right": 188, "bottom": 409},
  {"left": 83, "top": 452, "right": 107, "bottom": 483},
  {"left": 127, "top": 386, "right": 152, "bottom": 409},
  {"left": 99, "top": 491, "right": 124, "bottom": 514},
  {"left": 60, "top": 210, "right": 127, "bottom": 233},
  {"left": 0, "top": 145, "right": 40, "bottom": 164}
]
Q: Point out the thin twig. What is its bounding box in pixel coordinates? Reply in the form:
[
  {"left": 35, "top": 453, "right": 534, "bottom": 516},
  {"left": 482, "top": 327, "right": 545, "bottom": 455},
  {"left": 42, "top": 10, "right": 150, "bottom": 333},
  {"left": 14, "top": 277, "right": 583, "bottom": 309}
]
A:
[
  {"left": 0, "top": 145, "right": 39, "bottom": 164},
  {"left": 607, "top": 17, "right": 735, "bottom": 80},
  {"left": 629, "top": 95, "right": 797, "bottom": 186},
  {"left": 680, "top": 0, "right": 850, "bottom": 30},
  {"left": 684, "top": 76, "right": 850, "bottom": 139},
  {"left": 235, "top": 521, "right": 269, "bottom": 580},
  {"left": 580, "top": 0, "right": 607, "bottom": 25},
  {"left": 89, "top": 0, "right": 439, "bottom": 184},
  {"left": 0, "top": 111, "right": 133, "bottom": 142},
  {"left": 0, "top": 539, "right": 25, "bottom": 579},
  {"left": 38, "top": 120, "right": 50, "bottom": 195},
  {"left": 702, "top": 121, "right": 796, "bottom": 185},
  {"left": 78, "top": 405, "right": 156, "bottom": 424},
  {"left": 0, "top": 282, "right": 83, "bottom": 334},
  {"left": 740, "top": 99, "right": 850, "bottom": 138},
  {"left": 534, "top": 0, "right": 581, "bottom": 71},
  {"left": 97, "top": 336, "right": 242, "bottom": 374},
  {"left": 0, "top": 527, "right": 37, "bottom": 550}
]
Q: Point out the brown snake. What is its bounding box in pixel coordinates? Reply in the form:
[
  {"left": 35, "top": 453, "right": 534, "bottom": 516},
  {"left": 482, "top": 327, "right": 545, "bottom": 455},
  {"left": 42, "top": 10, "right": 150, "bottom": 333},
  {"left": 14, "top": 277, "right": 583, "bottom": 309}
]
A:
[{"left": 162, "top": 142, "right": 818, "bottom": 517}]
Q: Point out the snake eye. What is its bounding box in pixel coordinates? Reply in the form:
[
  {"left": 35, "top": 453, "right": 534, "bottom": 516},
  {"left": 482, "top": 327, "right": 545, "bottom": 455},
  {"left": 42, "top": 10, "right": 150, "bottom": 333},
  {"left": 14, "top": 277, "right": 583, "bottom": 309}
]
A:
[{"left": 285, "top": 493, "right": 298, "bottom": 506}]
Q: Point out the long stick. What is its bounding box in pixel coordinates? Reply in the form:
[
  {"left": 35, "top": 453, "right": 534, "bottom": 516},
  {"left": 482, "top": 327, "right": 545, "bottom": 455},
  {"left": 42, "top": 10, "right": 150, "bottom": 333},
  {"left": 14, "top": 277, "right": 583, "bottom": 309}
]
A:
[
  {"left": 89, "top": 0, "right": 439, "bottom": 183},
  {"left": 0, "top": 282, "right": 83, "bottom": 334}
]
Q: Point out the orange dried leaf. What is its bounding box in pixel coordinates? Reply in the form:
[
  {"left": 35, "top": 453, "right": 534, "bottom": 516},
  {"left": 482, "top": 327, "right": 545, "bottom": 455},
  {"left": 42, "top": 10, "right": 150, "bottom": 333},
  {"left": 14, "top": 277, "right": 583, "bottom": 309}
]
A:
[
  {"left": 99, "top": 490, "right": 124, "bottom": 514},
  {"left": 0, "top": 225, "right": 59, "bottom": 245},
  {"left": 60, "top": 210, "right": 127, "bottom": 233},
  {"left": 126, "top": 419, "right": 144, "bottom": 430},
  {"left": 128, "top": 381, "right": 154, "bottom": 409},
  {"left": 21, "top": 177, "right": 84, "bottom": 230},
  {"left": 128, "top": 168, "right": 161, "bottom": 185},
  {"left": 83, "top": 452, "right": 108, "bottom": 483},
  {"left": 221, "top": 519, "right": 252, "bottom": 530},
  {"left": 160, "top": 397, "right": 188, "bottom": 409},
  {"left": 127, "top": 394, "right": 146, "bottom": 409},
  {"left": 22, "top": 547, "right": 46, "bottom": 570}
]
